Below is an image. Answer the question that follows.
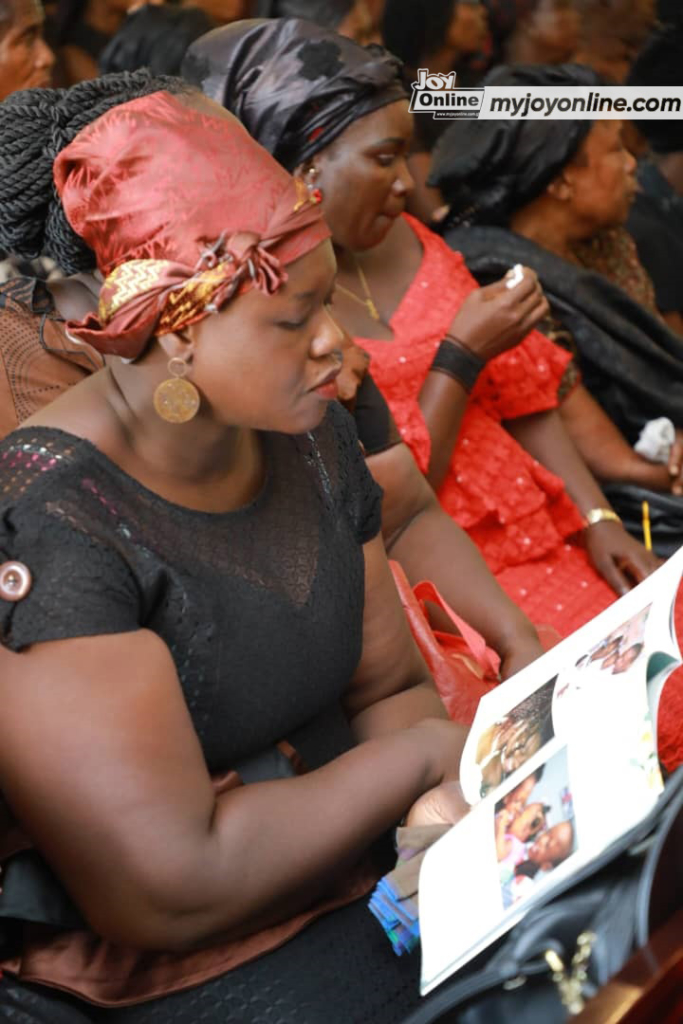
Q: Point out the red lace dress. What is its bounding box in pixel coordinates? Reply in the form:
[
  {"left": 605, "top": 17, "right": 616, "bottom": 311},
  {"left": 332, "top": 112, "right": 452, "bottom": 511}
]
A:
[{"left": 358, "top": 215, "right": 683, "bottom": 770}]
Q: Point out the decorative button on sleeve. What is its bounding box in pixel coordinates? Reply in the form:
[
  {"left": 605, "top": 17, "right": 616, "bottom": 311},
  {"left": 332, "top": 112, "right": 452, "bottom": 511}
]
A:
[{"left": 0, "top": 561, "right": 32, "bottom": 602}]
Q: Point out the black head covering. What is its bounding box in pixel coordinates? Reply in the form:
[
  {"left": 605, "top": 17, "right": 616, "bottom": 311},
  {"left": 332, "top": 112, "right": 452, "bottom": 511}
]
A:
[
  {"left": 429, "top": 63, "right": 600, "bottom": 228},
  {"left": 254, "top": 0, "right": 354, "bottom": 23},
  {"left": 381, "top": 0, "right": 456, "bottom": 70},
  {"left": 627, "top": 24, "right": 683, "bottom": 153},
  {"left": 99, "top": 6, "right": 216, "bottom": 77},
  {"left": 659, "top": 0, "right": 683, "bottom": 25},
  {"left": 182, "top": 18, "right": 407, "bottom": 172}
]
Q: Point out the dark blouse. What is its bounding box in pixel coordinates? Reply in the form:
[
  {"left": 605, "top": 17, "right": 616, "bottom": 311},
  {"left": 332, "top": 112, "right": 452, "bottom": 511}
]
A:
[
  {"left": 0, "top": 403, "right": 382, "bottom": 773},
  {"left": 628, "top": 160, "right": 683, "bottom": 316}
]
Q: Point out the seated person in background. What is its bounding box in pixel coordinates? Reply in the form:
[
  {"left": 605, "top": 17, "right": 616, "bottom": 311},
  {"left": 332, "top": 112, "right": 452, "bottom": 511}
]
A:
[
  {"left": 430, "top": 63, "right": 683, "bottom": 552},
  {"left": 0, "top": 274, "right": 102, "bottom": 435},
  {"left": 48, "top": 0, "right": 129, "bottom": 84},
  {"left": 0, "top": 0, "right": 54, "bottom": 98},
  {"left": 99, "top": 4, "right": 215, "bottom": 75},
  {"left": 572, "top": 0, "right": 656, "bottom": 83},
  {"left": 381, "top": 0, "right": 489, "bottom": 222},
  {"left": 465, "top": 0, "right": 578, "bottom": 82},
  {"left": 0, "top": 80, "right": 469, "bottom": 1021},
  {"left": 0, "top": 0, "right": 56, "bottom": 281},
  {"left": 255, "top": 0, "right": 375, "bottom": 45},
  {"left": 499, "top": 0, "right": 579, "bottom": 65},
  {"left": 184, "top": 20, "right": 661, "bottom": 628},
  {"left": 626, "top": 24, "right": 683, "bottom": 338}
]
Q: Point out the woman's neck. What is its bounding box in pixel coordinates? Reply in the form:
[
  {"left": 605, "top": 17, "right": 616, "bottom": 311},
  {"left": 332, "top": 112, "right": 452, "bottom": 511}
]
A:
[
  {"left": 509, "top": 203, "right": 582, "bottom": 263},
  {"left": 102, "top": 363, "right": 265, "bottom": 512}
]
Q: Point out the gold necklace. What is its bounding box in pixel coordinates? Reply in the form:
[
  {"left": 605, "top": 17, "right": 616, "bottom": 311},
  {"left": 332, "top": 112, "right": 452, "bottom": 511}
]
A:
[{"left": 337, "top": 256, "right": 381, "bottom": 321}]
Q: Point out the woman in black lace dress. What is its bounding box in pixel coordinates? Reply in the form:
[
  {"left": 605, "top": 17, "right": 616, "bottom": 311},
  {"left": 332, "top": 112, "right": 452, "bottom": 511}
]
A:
[{"left": 0, "top": 85, "right": 466, "bottom": 1021}]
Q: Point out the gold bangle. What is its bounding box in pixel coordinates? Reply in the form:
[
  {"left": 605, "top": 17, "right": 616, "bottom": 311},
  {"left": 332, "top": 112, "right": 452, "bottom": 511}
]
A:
[{"left": 583, "top": 507, "right": 622, "bottom": 528}]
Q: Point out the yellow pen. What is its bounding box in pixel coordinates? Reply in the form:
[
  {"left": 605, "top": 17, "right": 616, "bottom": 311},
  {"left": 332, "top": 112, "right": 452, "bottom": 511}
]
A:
[{"left": 642, "top": 500, "right": 652, "bottom": 552}]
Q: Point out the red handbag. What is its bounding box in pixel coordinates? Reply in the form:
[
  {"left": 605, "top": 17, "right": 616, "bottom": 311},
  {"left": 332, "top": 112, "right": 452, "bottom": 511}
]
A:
[{"left": 389, "top": 561, "right": 501, "bottom": 725}]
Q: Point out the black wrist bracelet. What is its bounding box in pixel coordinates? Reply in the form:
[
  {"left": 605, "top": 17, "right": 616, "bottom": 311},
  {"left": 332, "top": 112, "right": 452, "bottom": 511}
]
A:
[{"left": 430, "top": 336, "right": 485, "bottom": 393}]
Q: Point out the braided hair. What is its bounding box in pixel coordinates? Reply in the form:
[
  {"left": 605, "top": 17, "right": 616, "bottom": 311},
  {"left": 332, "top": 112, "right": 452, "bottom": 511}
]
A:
[{"left": 0, "top": 70, "right": 189, "bottom": 274}]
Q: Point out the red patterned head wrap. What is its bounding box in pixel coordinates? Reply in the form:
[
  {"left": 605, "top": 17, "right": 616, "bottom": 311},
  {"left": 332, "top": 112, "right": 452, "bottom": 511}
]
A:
[{"left": 53, "top": 91, "right": 331, "bottom": 359}]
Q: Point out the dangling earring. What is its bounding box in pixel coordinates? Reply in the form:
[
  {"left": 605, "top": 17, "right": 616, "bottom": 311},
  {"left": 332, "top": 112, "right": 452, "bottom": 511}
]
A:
[
  {"left": 153, "top": 357, "right": 200, "bottom": 424},
  {"left": 305, "top": 166, "right": 323, "bottom": 204}
]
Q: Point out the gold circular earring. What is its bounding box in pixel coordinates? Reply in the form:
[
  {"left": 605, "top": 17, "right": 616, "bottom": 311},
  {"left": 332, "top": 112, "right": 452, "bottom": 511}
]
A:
[{"left": 153, "top": 357, "right": 200, "bottom": 424}]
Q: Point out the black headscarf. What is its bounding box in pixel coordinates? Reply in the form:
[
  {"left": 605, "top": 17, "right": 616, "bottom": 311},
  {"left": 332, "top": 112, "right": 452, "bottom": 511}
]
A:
[
  {"left": 429, "top": 63, "right": 600, "bottom": 228},
  {"left": 381, "top": 0, "right": 456, "bottom": 71},
  {"left": 254, "top": 0, "right": 354, "bottom": 23},
  {"left": 181, "top": 18, "right": 407, "bottom": 172},
  {"left": 99, "top": 6, "right": 216, "bottom": 77}
]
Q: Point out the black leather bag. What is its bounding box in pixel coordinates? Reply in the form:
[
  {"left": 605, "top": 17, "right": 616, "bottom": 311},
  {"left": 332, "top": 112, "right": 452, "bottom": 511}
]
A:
[
  {"left": 401, "top": 766, "right": 683, "bottom": 1024},
  {"left": 600, "top": 483, "right": 683, "bottom": 559}
]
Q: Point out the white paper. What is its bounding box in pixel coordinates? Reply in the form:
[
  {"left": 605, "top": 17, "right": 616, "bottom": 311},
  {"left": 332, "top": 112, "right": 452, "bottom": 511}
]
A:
[{"left": 419, "top": 546, "right": 683, "bottom": 996}]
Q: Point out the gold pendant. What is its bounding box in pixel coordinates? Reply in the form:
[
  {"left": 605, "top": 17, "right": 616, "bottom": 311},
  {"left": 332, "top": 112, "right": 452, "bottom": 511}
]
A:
[
  {"left": 153, "top": 366, "right": 200, "bottom": 424},
  {"left": 366, "top": 299, "right": 381, "bottom": 321}
]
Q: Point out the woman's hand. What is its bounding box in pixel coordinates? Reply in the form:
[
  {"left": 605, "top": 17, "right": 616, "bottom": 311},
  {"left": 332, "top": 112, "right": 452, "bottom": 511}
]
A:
[
  {"left": 405, "top": 779, "right": 470, "bottom": 828},
  {"left": 448, "top": 268, "right": 549, "bottom": 363},
  {"left": 498, "top": 632, "right": 545, "bottom": 681},
  {"left": 667, "top": 430, "right": 683, "bottom": 496},
  {"left": 584, "top": 520, "right": 661, "bottom": 596}
]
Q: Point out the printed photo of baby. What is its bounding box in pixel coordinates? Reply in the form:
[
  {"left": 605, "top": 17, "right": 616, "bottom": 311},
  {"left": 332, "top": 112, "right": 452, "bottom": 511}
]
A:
[
  {"left": 574, "top": 605, "right": 652, "bottom": 677},
  {"left": 476, "top": 678, "right": 556, "bottom": 797},
  {"left": 494, "top": 747, "right": 576, "bottom": 910}
]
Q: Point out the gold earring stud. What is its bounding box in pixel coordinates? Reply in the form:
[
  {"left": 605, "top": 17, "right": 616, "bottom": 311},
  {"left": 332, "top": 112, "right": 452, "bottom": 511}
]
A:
[{"left": 153, "top": 357, "right": 200, "bottom": 424}]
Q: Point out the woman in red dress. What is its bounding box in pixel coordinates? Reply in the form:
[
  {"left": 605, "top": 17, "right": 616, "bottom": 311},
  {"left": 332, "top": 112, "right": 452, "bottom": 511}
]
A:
[{"left": 185, "top": 19, "right": 682, "bottom": 770}]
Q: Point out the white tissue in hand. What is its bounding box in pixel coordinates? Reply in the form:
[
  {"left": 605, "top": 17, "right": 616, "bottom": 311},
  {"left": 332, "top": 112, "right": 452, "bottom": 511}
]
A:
[{"left": 634, "top": 417, "right": 675, "bottom": 464}]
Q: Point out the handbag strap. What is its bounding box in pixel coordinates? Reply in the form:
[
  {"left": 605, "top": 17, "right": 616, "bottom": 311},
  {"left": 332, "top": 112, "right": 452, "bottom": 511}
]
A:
[{"left": 412, "top": 578, "right": 500, "bottom": 678}]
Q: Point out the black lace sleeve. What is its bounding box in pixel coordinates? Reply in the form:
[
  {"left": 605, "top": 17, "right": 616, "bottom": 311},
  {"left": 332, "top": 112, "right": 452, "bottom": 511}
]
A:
[
  {"left": 0, "top": 504, "right": 142, "bottom": 653},
  {"left": 328, "top": 402, "right": 383, "bottom": 546},
  {"left": 352, "top": 372, "right": 402, "bottom": 457}
]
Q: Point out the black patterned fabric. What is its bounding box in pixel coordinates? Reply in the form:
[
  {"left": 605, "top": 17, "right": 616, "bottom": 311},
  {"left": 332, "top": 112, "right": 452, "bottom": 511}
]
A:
[
  {"left": 0, "top": 402, "right": 380, "bottom": 772},
  {"left": 0, "top": 894, "right": 422, "bottom": 1023},
  {"left": 0, "top": 403, "right": 425, "bottom": 1021},
  {"left": 182, "top": 19, "right": 407, "bottom": 173}
]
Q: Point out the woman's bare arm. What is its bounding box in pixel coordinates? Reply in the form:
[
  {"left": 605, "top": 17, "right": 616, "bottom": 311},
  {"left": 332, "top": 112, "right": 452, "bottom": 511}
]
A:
[
  {"left": 505, "top": 408, "right": 660, "bottom": 593},
  {"left": 0, "top": 629, "right": 459, "bottom": 951},
  {"left": 0, "top": 534, "right": 469, "bottom": 953},
  {"left": 559, "top": 385, "right": 671, "bottom": 490},
  {"left": 367, "top": 442, "right": 543, "bottom": 678},
  {"left": 418, "top": 273, "right": 549, "bottom": 490}
]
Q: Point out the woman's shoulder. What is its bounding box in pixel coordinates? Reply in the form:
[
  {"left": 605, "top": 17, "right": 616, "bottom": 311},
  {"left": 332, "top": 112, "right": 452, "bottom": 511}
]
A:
[
  {"left": 0, "top": 426, "right": 121, "bottom": 539},
  {"left": 0, "top": 426, "right": 93, "bottom": 502},
  {"left": 0, "top": 428, "right": 143, "bottom": 652},
  {"left": 0, "top": 275, "right": 55, "bottom": 315}
]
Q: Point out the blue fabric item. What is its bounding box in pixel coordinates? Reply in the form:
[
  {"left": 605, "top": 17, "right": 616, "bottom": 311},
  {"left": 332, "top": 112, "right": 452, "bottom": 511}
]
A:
[{"left": 368, "top": 877, "right": 421, "bottom": 956}]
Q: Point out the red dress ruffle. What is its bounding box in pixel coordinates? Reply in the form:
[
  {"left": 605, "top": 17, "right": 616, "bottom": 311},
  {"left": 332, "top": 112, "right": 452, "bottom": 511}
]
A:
[{"left": 358, "top": 215, "right": 682, "bottom": 770}]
